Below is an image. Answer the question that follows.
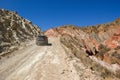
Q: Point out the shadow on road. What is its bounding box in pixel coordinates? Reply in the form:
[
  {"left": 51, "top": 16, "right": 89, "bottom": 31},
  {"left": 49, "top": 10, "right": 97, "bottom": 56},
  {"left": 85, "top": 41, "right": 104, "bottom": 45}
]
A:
[
  {"left": 47, "top": 43, "right": 52, "bottom": 46},
  {"left": 36, "top": 43, "right": 52, "bottom": 46}
]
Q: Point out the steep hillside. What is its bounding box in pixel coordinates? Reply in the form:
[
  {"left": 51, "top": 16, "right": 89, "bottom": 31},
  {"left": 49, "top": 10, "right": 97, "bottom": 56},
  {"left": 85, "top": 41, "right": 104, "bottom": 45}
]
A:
[
  {"left": 0, "top": 9, "right": 120, "bottom": 79},
  {"left": 45, "top": 18, "right": 120, "bottom": 79},
  {"left": 0, "top": 9, "right": 41, "bottom": 56},
  {"left": 81, "top": 18, "right": 120, "bottom": 65}
]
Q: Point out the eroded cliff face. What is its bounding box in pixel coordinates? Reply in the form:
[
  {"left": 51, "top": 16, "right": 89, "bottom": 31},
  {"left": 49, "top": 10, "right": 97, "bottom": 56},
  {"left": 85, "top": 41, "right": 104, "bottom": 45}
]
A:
[
  {"left": 45, "top": 18, "right": 120, "bottom": 79},
  {"left": 0, "top": 9, "right": 41, "bottom": 56},
  {"left": 81, "top": 18, "right": 120, "bottom": 66}
]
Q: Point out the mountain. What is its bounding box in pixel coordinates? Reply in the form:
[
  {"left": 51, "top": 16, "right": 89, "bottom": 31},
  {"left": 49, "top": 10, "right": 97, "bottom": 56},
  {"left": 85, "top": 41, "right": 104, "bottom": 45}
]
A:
[
  {"left": 0, "top": 9, "right": 120, "bottom": 80},
  {"left": 0, "top": 9, "right": 41, "bottom": 56},
  {"left": 45, "top": 18, "right": 120, "bottom": 79}
]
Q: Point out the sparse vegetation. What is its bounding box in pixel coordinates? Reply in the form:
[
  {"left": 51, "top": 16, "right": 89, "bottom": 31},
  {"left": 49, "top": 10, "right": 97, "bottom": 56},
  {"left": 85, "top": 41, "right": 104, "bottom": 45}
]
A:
[
  {"left": 112, "top": 51, "right": 120, "bottom": 59},
  {"left": 115, "top": 46, "right": 120, "bottom": 50},
  {"left": 0, "top": 9, "right": 41, "bottom": 55},
  {"left": 60, "top": 34, "right": 119, "bottom": 79},
  {"left": 96, "top": 44, "right": 110, "bottom": 60}
]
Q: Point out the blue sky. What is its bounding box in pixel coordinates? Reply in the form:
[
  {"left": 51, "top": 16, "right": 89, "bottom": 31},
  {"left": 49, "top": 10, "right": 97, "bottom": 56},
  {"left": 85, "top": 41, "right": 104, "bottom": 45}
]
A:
[{"left": 0, "top": 0, "right": 120, "bottom": 31}]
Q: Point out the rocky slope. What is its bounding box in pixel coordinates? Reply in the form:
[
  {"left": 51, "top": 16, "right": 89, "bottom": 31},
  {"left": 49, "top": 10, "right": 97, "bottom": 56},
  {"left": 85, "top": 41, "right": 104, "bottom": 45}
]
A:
[
  {"left": 0, "top": 9, "right": 41, "bottom": 56},
  {"left": 0, "top": 9, "right": 120, "bottom": 80},
  {"left": 45, "top": 18, "right": 120, "bottom": 79}
]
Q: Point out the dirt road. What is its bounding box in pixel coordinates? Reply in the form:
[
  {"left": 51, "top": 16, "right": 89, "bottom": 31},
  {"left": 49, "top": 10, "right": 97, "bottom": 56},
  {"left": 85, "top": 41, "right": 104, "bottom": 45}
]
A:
[
  {"left": 0, "top": 37, "right": 103, "bottom": 80},
  {"left": 0, "top": 38, "right": 79, "bottom": 80}
]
